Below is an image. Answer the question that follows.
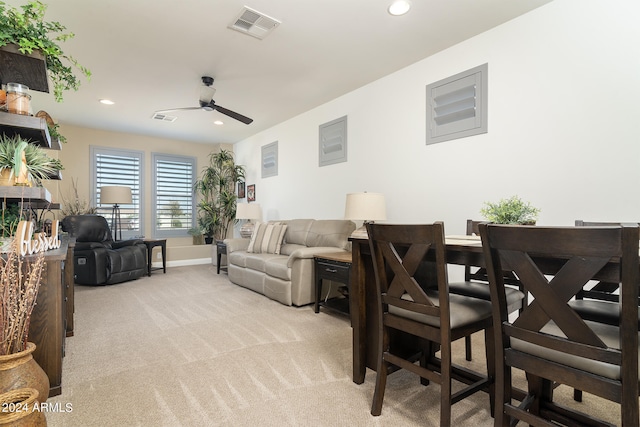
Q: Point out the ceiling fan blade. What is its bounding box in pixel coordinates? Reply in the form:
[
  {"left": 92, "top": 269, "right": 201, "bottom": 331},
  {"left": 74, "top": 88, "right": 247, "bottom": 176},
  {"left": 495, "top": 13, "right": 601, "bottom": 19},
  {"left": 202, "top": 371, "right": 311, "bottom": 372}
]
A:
[
  {"left": 214, "top": 105, "right": 254, "bottom": 125},
  {"left": 155, "top": 106, "right": 205, "bottom": 114}
]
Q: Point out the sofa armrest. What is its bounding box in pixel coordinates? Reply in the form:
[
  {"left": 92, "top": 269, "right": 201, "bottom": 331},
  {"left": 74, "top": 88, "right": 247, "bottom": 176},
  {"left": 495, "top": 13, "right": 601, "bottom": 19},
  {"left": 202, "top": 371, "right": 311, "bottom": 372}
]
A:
[
  {"left": 286, "top": 247, "right": 349, "bottom": 268},
  {"left": 225, "top": 238, "right": 250, "bottom": 253},
  {"left": 112, "top": 239, "right": 143, "bottom": 249}
]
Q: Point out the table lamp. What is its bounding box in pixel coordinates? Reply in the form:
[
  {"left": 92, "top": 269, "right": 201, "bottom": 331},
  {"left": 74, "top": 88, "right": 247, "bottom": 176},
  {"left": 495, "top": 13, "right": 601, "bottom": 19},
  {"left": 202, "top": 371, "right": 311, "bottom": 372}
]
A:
[
  {"left": 236, "top": 203, "right": 262, "bottom": 238},
  {"left": 100, "top": 185, "right": 132, "bottom": 241},
  {"left": 344, "top": 192, "right": 387, "bottom": 238}
]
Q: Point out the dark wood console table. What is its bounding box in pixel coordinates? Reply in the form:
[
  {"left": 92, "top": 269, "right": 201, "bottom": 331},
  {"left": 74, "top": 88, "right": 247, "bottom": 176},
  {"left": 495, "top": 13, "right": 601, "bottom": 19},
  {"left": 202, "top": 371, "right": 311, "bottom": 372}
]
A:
[{"left": 28, "top": 240, "right": 72, "bottom": 397}]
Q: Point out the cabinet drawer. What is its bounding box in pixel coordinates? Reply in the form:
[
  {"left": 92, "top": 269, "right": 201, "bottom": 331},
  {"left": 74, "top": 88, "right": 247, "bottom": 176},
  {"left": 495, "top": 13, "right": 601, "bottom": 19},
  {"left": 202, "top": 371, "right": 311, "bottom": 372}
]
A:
[{"left": 316, "top": 260, "right": 350, "bottom": 283}]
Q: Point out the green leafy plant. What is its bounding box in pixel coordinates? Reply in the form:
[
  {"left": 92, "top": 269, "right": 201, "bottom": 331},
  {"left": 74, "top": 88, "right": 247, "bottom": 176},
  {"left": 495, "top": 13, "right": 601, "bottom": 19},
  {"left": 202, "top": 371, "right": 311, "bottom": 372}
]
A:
[
  {"left": 47, "top": 122, "right": 66, "bottom": 144},
  {"left": 0, "top": 202, "right": 20, "bottom": 238},
  {"left": 0, "top": 0, "right": 91, "bottom": 102},
  {"left": 480, "top": 195, "right": 540, "bottom": 225},
  {"left": 193, "top": 150, "right": 245, "bottom": 241},
  {"left": 0, "top": 134, "right": 63, "bottom": 185}
]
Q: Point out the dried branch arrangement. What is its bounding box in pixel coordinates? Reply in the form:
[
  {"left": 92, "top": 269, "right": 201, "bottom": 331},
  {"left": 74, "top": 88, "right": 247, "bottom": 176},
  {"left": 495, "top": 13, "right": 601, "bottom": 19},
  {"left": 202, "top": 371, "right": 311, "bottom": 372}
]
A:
[{"left": 0, "top": 239, "right": 45, "bottom": 355}]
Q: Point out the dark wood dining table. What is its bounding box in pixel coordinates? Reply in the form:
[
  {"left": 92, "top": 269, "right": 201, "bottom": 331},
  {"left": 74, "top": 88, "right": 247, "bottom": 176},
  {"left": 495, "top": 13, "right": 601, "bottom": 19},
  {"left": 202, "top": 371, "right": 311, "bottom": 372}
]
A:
[{"left": 348, "top": 234, "right": 626, "bottom": 384}]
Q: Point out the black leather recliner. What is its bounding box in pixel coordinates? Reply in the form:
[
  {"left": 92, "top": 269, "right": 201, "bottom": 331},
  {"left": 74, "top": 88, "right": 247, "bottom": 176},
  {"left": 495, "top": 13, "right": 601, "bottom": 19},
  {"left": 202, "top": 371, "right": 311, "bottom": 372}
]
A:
[{"left": 61, "top": 215, "right": 148, "bottom": 285}]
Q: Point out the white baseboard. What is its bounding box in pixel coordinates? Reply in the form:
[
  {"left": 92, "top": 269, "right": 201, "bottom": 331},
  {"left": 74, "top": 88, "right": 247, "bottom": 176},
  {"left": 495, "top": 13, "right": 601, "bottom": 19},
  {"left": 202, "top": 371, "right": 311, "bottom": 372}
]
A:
[{"left": 151, "top": 258, "right": 213, "bottom": 269}]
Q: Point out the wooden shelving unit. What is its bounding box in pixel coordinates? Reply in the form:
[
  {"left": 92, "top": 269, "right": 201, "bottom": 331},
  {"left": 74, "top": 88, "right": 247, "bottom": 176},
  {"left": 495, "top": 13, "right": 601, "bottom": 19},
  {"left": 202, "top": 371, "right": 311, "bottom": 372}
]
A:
[{"left": 0, "top": 111, "right": 53, "bottom": 148}]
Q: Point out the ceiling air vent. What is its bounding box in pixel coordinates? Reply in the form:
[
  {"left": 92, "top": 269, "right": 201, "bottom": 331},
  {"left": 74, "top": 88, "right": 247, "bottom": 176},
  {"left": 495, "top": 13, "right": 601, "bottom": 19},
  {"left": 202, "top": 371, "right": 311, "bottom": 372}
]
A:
[
  {"left": 229, "top": 6, "right": 281, "bottom": 40},
  {"left": 151, "top": 112, "right": 177, "bottom": 122}
]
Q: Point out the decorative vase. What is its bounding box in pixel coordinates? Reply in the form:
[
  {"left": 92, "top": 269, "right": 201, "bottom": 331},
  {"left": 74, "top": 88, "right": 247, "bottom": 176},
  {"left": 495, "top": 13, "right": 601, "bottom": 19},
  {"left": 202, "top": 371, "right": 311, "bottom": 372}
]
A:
[
  {"left": 0, "top": 388, "right": 47, "bottom": 426},
  {"left": 0, "top": 169, "right": 13, "bottom": 186},
  {"left": 0, "top": 343, "right": 49, "bottom": 402}
]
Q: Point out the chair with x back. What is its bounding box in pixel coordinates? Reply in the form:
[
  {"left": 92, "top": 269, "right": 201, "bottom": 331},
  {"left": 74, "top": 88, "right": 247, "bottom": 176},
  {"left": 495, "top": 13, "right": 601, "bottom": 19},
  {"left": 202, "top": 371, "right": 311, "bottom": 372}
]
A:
[
  {"left": 448, "top": 220, "right": 525, "bottom": 361},
  {"left": 366, "top": 222, "right": 495, "bottom": 425},
  {"left": 480, "top": 223, "right": 639, "bottom": 426}
]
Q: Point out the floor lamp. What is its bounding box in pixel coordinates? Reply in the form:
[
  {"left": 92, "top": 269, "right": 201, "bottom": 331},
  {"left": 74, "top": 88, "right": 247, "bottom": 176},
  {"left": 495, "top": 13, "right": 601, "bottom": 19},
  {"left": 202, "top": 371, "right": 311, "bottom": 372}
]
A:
[{"left": 100, "top": 186, "right": 132, "bottom": 241}]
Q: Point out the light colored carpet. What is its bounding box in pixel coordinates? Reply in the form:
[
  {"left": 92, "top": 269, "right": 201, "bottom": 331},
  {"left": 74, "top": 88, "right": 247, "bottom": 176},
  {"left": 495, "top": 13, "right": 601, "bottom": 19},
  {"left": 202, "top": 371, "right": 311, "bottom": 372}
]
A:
[{"left": 45, "top": 264, "right": 621, "bottom": 426}]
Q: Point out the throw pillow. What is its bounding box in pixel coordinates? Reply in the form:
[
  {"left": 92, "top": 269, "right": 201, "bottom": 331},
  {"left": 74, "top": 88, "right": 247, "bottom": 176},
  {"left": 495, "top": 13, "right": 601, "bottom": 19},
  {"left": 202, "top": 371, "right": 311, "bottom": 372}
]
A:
[{"left": 247, "top": 222, "right": 288, "bottom": 254}]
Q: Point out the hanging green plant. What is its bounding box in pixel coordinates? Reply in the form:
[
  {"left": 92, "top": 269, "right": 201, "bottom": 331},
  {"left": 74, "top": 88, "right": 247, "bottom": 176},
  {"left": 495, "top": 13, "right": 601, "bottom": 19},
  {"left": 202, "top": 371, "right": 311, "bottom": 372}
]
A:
[{"left": 0, "top": 0, "right": 91, "bottom": 102}]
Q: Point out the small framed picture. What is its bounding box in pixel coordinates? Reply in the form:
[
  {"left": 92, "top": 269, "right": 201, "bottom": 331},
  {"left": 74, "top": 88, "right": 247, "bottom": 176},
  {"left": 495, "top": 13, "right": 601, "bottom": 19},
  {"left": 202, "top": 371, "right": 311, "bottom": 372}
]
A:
[
  {"left": 247, "top": 184, "right": 256, "bottom": 202},
  {"left": 237, "top": 182, "right": 245, "bottom": 198}
]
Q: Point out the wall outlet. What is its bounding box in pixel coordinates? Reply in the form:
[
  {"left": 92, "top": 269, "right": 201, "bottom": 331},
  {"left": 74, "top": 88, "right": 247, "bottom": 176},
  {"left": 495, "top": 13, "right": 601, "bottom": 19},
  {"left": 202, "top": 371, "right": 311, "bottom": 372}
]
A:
[{"left": 156, "top": 252, "right": 162, "bottom": 259}]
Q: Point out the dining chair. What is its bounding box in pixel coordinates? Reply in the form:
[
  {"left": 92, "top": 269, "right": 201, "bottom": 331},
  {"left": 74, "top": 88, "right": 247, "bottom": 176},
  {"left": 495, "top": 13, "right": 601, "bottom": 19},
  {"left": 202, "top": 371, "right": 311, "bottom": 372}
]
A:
[
  {"left": 366, "top": 222, "right": 495, "bottom": 425},
  {"left": 480, "top": 223, "right": 639, "bottom": 426},
  {"left": 570, "top": 220, "right": 640, "bottom": 402},
  {"left": 448, "top": 220, "right": 525, "bottom": 361}
]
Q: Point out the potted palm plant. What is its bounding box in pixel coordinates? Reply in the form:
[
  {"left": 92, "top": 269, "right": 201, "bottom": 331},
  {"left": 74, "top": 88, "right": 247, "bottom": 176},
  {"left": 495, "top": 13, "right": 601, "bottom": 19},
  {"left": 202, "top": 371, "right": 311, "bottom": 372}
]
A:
[
  {"left": 0, "top": 0, "right": 91, "bottom": 102},
  {"left": 193, "top": 150, "right": 245, "bottom": 243},
  {"left": 480, "top": 195, "right": 540, "bottom": 225}
]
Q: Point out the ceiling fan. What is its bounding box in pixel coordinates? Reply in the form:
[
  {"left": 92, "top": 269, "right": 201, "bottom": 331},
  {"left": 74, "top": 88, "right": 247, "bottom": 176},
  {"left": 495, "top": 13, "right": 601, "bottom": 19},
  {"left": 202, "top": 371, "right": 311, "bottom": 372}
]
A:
[{"left": 155, "top": 76, "right": 253, "bottom": 125}]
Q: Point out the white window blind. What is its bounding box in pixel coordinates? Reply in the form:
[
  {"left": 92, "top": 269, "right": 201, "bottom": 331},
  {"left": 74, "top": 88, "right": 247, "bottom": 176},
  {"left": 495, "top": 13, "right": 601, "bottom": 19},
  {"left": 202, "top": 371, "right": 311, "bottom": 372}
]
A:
[
  {"left": 426, "top": 63, "right": 488, "bottom": 145},
  {"left": 152, "top": 153, "right": 196, "bottom": 237},
  {"left": 91, "top": 146, "right": 144, "bottom": 239}
]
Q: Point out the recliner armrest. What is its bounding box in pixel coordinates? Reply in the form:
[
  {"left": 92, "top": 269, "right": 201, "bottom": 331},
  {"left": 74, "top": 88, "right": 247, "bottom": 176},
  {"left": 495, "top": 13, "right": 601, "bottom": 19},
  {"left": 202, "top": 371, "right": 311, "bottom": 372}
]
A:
[
  {"left": 225, "top": 238, "right": 250, "bottom": 253},
  {"left": 112, "top": 239, "right": 144, "bottom": 249},
  {"left": 75, "top": 241, "right": 111, "bottom": 250}
]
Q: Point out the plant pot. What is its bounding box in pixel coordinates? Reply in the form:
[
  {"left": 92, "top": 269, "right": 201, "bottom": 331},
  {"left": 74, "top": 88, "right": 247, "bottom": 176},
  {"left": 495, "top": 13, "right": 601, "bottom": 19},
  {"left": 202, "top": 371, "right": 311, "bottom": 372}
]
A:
[
  {"left": 192, "top": 235, "right": 203, "bottom": 245},
  {"left": 0, "top": 388, "right": 47, "bottom": 426},
  {"left": 0, "top": 169, "right": 13, "bottom": 186},
  {"left": 0, "top": 343, "right": 49, "bottom": 402},
  {"left": 204, "top": 237, "right": 214, "bottom": 245}
]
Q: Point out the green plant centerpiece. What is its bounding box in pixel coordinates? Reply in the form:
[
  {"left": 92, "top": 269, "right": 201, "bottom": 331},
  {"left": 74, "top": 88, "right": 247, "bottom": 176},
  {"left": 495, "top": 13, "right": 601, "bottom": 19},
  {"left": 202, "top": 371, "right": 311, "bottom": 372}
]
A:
[
  {"left": 0, "top": 135, "right": 63, "bottom": 185},
  {"left": 194, "top": 149, "right": 245, "bottom": 243},
  {"left": 0, "top": 0, "right": 91, "bottom": 102},
  {"left": 480, "top": 195, "right": 540, "bottom": 225}
]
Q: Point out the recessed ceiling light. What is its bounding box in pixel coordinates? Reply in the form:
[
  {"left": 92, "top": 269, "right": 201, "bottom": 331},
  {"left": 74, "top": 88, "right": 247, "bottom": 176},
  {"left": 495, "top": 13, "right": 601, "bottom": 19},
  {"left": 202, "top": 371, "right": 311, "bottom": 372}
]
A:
[
  {"left": 99, "top": 99, "right": 115, "bottom": 105},
  {"left": 388, "top": 0, "right": 411, "bottom": 16},
  {"left": 214, "top": 120, "right": 224, "bottom": 126}
]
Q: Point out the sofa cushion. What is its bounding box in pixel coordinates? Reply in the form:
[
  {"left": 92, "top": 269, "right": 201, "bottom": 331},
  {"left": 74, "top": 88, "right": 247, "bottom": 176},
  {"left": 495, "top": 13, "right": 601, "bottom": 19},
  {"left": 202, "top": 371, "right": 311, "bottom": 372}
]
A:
[
  {"left": 305, "top": 220, "right": 356, "bottom": 250},
  {"left": 245, "top": 252, "right": 284, "bottom": 271},
  {"left": 247, "top": 222, "right": 288, "bottom": 254},
  {"left": 264, "top": 257, "right": 291, "bottom": 281},
  {"left": 282, "top": 219, "right": 314, "bottom": 245}
]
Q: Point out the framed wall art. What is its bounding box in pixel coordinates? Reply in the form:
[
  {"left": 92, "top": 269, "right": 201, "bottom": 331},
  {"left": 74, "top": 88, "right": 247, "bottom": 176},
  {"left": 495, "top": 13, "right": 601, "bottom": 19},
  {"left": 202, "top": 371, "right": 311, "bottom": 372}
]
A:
[
  {"left": 247, "top": 184, "right": 256, "bottom": 202},
  {"left": 238, "top": 182, "right": 245, "bottom": 198}
]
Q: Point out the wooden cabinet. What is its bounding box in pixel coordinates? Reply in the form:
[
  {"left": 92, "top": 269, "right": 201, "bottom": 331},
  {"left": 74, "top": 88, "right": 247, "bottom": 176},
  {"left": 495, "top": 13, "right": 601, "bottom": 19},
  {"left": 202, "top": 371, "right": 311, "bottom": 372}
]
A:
[{"left": 27, "top": 240, "right": 71, "bottom": 397}]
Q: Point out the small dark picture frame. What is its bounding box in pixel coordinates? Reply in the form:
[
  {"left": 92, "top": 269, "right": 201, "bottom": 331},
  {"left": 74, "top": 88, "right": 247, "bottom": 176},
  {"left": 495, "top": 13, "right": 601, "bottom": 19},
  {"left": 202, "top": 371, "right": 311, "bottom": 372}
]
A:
[
  {"left": 237, "top": 182, "right": 245, "bottom": 198},
  {"left": 247, "top": 184, "right": 256, "bottom": 202}
]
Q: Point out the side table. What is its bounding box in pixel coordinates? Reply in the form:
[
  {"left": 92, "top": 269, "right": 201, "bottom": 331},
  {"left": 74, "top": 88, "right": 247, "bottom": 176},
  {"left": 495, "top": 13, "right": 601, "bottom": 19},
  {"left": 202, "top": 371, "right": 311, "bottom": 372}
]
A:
[
  {"left": 143, "top": 239, "right": 166, "bottom": 276},
  {"left": 216, "top": 241, "right": 227, "bottom": 274},
  {"left": 314, "top": 251, "right": 352, "bottom": 315}
]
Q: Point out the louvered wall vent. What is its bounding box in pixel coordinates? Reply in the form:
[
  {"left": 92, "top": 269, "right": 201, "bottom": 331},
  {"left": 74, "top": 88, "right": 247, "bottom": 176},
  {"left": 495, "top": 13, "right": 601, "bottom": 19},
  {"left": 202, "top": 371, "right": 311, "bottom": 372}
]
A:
[
  {"left": 229, "top": 6, "right": 281, "bottom": 40},
  {"left": 152, "top": 112, "right": 177, "bottom": 122}
]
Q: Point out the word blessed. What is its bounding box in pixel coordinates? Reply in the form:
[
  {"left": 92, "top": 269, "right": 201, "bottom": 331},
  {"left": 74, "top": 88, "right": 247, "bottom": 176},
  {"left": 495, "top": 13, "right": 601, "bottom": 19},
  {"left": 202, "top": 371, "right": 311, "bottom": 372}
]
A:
[{"left": 15, "top": 220, "right": 61, "bottom": 255}]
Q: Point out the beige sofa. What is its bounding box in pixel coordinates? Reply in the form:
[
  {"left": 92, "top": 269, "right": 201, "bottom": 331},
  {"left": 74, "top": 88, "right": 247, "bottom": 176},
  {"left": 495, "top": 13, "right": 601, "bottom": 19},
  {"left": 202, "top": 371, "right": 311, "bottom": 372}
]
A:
[{"left": 225, "top": 219, "right": 355, "bottom": 306}]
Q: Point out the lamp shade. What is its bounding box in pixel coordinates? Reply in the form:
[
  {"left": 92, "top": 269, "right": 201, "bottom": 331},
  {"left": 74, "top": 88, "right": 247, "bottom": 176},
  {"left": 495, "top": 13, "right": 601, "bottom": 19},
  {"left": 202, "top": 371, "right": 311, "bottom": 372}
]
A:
[
  {"left": 344, "top": 192, "right": 386, "bottom": 221},
  {"left": 236, "top": 203, "right": 262, "bottom": 220},
  {"left": 100, "top": 186, "right": 132, "bottom": 205}
]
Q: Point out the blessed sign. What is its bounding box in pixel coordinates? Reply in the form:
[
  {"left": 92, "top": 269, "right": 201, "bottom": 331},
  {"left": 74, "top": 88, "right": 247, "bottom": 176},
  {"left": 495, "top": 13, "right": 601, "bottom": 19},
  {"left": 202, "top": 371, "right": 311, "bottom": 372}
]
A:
[{"left": 15, "top": 220, "right": 61, "bottom": 256}]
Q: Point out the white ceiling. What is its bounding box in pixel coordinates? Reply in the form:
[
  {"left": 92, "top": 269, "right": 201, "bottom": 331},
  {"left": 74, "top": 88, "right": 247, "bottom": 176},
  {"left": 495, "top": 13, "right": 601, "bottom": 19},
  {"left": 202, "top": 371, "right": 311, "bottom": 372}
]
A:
[{"left": 8, "top": 0, "right": 551, "bottom": 145}]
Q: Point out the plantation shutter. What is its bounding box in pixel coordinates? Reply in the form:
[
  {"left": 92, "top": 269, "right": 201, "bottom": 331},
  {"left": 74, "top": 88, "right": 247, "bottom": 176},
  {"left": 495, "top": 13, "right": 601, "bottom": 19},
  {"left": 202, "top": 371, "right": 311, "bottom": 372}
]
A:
[
  {"left": 92, "top": 147, "right": 143, "bottom": 239},
  {"left": 426, "top": 63, "right": 488, "bottom": 145},
  {"left": 152, "top": 153, "right": 196, "bottom": 237}
]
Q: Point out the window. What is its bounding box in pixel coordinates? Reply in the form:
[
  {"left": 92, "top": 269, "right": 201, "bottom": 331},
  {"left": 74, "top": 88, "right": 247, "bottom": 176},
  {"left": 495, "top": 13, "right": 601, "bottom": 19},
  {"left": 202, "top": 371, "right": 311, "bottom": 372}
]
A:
[
  {"left": 91, "top": 146, "right": 144, "bottom": 239},
  {"left": 319, "top": 116, "right": 347, "bottom": 166},
  {"left": 152, "top": 153, "right": 196, "bottom": 238},
  {"left": 426, "top": 63, "right": 488, "bottom": 145}
]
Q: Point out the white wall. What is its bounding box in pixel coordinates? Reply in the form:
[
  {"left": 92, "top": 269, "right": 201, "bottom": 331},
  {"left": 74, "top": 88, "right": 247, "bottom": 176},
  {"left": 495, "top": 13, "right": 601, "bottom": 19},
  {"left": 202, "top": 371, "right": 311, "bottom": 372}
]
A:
[{"left": 234, "top": 0, "right": 640, "bottom": 236}]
